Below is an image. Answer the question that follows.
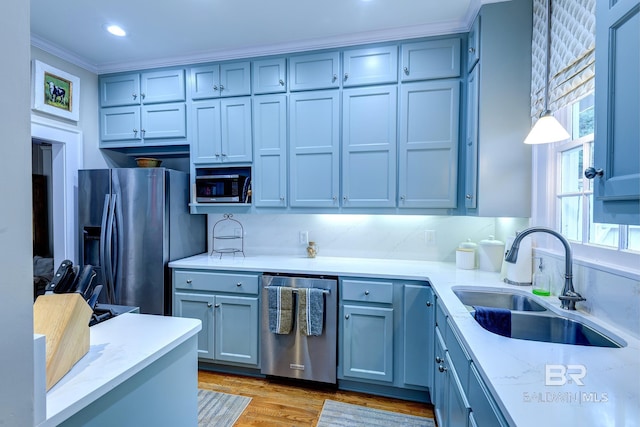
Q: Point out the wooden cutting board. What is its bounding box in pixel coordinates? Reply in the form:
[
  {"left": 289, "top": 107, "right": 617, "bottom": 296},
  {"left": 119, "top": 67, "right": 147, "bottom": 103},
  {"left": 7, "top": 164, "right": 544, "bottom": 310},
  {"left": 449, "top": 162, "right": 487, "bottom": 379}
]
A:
[{"left": 33, "top": 293, "right": 93, "bottom": 390}]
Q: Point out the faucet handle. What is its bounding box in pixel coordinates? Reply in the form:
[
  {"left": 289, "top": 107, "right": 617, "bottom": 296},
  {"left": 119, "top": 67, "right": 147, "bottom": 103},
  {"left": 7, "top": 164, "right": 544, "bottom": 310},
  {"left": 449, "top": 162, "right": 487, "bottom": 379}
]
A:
[{"left": 559, "top": 291, "right": 586, "bottom": 310}]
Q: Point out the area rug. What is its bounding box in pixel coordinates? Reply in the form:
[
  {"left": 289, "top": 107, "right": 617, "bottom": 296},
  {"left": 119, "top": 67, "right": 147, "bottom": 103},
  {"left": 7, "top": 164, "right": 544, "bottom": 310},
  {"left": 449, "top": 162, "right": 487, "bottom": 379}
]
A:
[
  {"left": 198, "top": 389, "right": 251, "bottom": 427},
  {"left": 316, "top": 400, "right": 435, "bottom": 427}
]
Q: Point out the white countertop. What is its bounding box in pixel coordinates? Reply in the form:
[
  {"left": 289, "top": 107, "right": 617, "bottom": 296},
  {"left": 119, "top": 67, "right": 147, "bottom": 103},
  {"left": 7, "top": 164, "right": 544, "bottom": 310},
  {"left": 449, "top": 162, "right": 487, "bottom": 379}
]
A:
[
  {"left": 40, "top": 313, "right": 201, "bottom": 427},
  {"left": 170, "top": 254, "right": 640, "bottom": 427}
]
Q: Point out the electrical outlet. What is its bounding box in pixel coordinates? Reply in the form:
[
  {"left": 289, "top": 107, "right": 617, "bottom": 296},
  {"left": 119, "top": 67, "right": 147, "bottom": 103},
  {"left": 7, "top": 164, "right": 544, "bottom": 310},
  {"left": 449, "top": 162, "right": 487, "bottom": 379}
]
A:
[
  {"left": 299, "top": 231, "right": 309, "bottom": 245},
  {"left": 425, "top": 230, "right": 436, "bottom": 246}
]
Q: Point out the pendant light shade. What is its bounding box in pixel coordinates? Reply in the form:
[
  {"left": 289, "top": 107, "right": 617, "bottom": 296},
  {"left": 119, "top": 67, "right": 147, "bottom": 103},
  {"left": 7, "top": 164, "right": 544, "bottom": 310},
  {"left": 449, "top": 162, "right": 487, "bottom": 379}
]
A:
[
  {"left": 524, "top": 110, "right": 571, "bottom": 144},
  {"left": 524, "top": 0, "right": 569, "bottom": 145}
]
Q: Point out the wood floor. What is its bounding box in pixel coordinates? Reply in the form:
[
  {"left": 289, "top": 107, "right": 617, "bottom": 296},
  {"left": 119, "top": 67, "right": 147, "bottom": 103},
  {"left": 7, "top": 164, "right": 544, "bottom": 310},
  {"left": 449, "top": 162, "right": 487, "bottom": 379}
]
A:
[{"left": 198, "top": 370, "right": 435, "bottom": 426}]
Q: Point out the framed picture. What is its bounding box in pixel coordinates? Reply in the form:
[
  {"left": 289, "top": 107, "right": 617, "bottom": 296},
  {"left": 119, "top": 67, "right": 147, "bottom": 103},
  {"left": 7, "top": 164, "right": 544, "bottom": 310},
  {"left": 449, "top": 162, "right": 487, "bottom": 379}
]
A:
[{"left": 32, "top": 60, "right": 80, "bottom": 122}]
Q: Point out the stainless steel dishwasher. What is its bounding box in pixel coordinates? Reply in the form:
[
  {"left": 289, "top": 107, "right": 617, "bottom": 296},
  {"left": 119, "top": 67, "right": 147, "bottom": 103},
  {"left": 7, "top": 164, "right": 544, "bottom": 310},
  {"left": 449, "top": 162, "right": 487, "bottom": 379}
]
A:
[{"left": 260, "top": 274, "right": 338, "bottom": 384}]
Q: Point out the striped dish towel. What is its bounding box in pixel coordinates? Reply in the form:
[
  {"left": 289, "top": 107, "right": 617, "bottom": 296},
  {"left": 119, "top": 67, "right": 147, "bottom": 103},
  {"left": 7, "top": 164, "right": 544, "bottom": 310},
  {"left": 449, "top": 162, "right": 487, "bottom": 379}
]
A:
[
  {"left": 298, "top": 288, "right": 324, "bottom": 336},
  {"left": 268, "top": 286, "right": 293, "bottom": 334}
]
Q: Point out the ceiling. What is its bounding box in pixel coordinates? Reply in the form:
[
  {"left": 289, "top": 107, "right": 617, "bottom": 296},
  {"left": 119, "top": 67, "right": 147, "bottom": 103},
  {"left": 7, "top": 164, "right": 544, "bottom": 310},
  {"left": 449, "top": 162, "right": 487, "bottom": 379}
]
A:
[{"left": 30, "top": 0, "right": 501, "bottom": 74}]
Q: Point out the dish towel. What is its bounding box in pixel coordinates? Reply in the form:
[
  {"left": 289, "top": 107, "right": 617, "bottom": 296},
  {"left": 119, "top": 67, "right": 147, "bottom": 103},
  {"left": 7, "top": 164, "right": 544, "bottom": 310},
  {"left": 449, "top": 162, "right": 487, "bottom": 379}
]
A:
[
  {"left": 473, "top": 306, "right": 512, "bottom": 338},
  {"left": 298, "top": 288, "right": 325, "bottom": 336},
  {"left": 268, "top": 286, "right": 293, "bottom": 334}
]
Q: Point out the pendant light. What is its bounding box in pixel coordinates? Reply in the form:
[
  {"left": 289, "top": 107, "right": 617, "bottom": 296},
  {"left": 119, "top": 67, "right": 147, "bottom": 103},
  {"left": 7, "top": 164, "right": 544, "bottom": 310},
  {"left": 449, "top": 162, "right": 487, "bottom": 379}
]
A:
[{"left": 524, "top": 0, "right": 570, "bottom": 145}]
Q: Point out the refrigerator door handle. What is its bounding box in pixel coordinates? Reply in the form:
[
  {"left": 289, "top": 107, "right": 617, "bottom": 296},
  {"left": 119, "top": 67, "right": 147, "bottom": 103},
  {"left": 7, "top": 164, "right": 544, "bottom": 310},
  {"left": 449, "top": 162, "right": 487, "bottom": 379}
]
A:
[
  {"left": 105, "top": 193, "right": 117, "bottom": 304},
  {"left": 110, "top": 193, "right": 119, "bottom": 303},
  {"left": 99, "top": 194, "right": 113, "bottom": 303}
]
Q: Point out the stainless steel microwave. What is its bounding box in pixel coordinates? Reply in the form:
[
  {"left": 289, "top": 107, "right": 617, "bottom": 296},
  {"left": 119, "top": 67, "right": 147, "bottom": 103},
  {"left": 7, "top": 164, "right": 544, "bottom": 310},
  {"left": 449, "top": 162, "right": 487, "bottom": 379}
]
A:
[{"left": 195, "top": 173, "right": 249, "bottom": 203}]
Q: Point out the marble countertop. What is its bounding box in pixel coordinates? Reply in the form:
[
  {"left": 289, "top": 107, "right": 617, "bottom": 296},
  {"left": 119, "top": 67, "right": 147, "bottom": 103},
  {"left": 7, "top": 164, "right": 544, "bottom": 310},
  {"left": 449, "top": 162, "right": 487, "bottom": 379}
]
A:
[
  {"left": 170, "top": 253, "right": 640, "bottom": 427},
  {"left": 40, "top": 313, "right": 201, "bottom": 427}
]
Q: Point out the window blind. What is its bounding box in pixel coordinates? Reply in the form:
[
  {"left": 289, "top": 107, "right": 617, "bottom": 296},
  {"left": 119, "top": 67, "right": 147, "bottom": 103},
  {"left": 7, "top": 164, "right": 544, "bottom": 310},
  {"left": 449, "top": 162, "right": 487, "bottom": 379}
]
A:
[{"left": 530, "top": 0, "right": 595, "bottom": 121}]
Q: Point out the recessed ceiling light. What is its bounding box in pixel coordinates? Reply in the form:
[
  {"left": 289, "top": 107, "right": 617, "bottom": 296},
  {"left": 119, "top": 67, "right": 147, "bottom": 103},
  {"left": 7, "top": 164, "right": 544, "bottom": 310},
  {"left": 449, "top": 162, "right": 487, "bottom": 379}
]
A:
[{"left": 105, "top": 25, "right": 126, "bottom": 37}]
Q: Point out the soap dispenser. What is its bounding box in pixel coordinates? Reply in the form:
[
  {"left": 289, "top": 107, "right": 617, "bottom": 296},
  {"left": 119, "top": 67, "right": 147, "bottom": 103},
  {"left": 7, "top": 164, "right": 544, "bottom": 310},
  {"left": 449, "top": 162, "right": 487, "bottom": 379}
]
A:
[{"left": 532, "top": 257, "right": 550, "bottom": 296}]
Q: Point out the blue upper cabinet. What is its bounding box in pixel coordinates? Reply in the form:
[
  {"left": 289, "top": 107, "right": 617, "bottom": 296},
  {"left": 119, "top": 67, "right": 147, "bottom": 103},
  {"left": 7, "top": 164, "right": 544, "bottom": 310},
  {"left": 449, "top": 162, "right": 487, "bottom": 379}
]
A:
[
  {"left": 188, "top": 62, "right": 251, "bottom": 99},
  {"left": 400, "top": 39, "right": 461, "bottom": 82},
  {"left": 342, "top": 86, "right": 397, "bottom": 208},
  {"left": 289, "top": 90, "right": 340, "bottom": 207},
  {"left": 592, "top": 0, "right": 640, "bottom": 225},
  {"left": 253, "top": 95, "right": 287, "bottom": 207},
  {"left": 252, "top": 58, "right": 287, "bottom": 94},
  {"left": 398, "top": 80, "right": 460, "bottom": 209},
  {"left": 100, "top": 73, "right": 141, "bottom": 107},
  {"left": 140, "top": 69, "right": 185, "bottom": 104},
  {"left": 467, "top": 15, "right": 480, "bottom": 73},
  {"left": 289, "top": 52, "right": 341, "bottom": 91},
  {"left": 342, "top": 46, "right": 398, "bottom": 87}
]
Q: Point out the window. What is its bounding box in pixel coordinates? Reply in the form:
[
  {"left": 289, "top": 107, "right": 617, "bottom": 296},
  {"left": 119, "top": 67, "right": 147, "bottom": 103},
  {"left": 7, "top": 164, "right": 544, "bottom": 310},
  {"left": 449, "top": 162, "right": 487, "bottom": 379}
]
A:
[{"left": 555, "top": 93, "right": 639, "bottom": 253}]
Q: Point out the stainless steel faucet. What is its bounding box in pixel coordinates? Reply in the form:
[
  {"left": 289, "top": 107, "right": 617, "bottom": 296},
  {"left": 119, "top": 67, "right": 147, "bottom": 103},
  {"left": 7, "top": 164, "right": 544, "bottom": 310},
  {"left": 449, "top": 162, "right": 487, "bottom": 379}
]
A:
[{"left": 504, "top": 226, "right": 585, "bottom": 310}]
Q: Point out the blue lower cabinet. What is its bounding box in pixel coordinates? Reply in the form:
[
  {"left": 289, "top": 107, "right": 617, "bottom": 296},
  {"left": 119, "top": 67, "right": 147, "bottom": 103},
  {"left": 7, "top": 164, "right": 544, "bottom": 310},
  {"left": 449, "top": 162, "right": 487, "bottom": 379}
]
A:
[
  {"left": 214, "top": 295, "right": 259, "bottom": 365},
  {"left": 342, "top": 304, "right": 394, "bottom": 382},
  {"left": 174, "top": 292, "right": 215, "bottom": 359},
  {"left": 403, "top": 284, "right": 435, "bottom": 388}
]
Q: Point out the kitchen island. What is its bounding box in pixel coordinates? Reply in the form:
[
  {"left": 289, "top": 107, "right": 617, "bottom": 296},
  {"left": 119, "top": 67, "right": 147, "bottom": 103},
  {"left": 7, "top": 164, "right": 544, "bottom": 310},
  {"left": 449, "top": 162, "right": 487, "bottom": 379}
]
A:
[
  {"left": 38, "top": 313, "right": 201, "bottom": 427},
  {"left": 170, "top": 253, "right": 640, "bottom": 427}
]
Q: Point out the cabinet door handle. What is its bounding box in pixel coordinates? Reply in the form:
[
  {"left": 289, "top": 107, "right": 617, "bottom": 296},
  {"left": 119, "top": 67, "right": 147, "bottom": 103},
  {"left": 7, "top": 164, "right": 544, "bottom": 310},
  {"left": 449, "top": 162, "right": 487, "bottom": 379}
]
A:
[
  {"left": 132, "top": 93, "right": 137, "bottom": 100},
  {"left": 280, "top": 196, "right": 285, "bottom": 201},
  {"left": 279, "top": 79, "right": 285, "bottom": 86},
  {"left": 435, "top": 356, "right": 443, "bottom": 363},
  {"left": 468, "top": 47, "right": 476, "bottom": 54},
  {"left": 133, "top": 129, "right": 138, "bottom": 136},
  {"left": 215, "top": 153, "right": 221, "bottom": 158},
  {"left": 400, "top": 195, "right": 406, "bottom": 202},
  {"left": 426, "top": 301, "right": 432, "bottom": 307},
  {"left": 584, "top": 167, "right": 604, "bottom": 179},
  {"left": 214, "top": 303, "right": 221, "bottom": 308},
  {"left": 344, "top": 73, "right": 349, "bottom": 81},
  {"left": 207, "top": 302, "right": 212, "bottom": 308},
  {"left": 219, "top": 84, "right": 225, "bottom": 91},
  {"left": 466, "top": 194, "right": 473, "bottom": 200},
  {"left": 213, "top": 85, "right": 219, "bottom": 91},
  {"left": 332, "top": 74, "right": 337, "bottom": 82},
  {"left": 141, "top": 129, "right": 146, "bottom": 137},
  {"left": 403, "top": 66, "right": 409, "bottom": 75},
  {"left": 345, "top": 314, "right": 350, "bottom": 319},
  {"left": 343, "top": 196, "right": 348, "bottom": 202},
  {"left": 438, "top": 364, "right": 448, "bottom": 373},
  {"left": 140, "top": 93, "right": 145, "bottom": 100},
  {"left": 221, "top": 153, "right": 227, "bottom": 158}
]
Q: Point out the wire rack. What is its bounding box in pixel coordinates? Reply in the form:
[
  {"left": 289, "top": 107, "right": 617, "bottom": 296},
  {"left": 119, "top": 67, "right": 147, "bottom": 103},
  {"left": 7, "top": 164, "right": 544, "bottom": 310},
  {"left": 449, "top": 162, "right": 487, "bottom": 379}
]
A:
[{"left": 210, "top": 213, "right": 245, "bottom": 258}]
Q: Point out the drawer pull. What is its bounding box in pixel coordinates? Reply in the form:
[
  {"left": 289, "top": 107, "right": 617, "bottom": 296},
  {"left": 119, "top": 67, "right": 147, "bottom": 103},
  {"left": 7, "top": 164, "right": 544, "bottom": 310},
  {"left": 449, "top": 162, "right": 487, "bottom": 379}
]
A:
[
  {"left": 345, "top": 314, "right": 350, "bottom": 319},
  {"left": 364, "top": 290, "right": 370, "bottom": 296},
  {"left": 186, "top": 279, "right": 192, "bottom": 284},
  {"left": 435, "top": 356, "right": 443, "bottom": 363},
  {"left": 426, "top": 301, "right": 432, "bottom": 307},
  {"left": 236, "top": 282, "right": 242, "bottom": 287}
]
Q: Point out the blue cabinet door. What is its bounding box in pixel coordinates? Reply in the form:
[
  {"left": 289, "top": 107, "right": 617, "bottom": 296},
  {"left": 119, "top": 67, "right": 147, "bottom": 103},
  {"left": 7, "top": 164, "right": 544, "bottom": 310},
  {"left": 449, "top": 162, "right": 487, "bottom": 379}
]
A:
[
  {"left": 253, "top": 95, "right": 287, "bottom": 207},
  {"left": 100, "top": 73, "right": 141, "bottom": 107},
  {"left": 399, "top": 80, "right": 460, "bottom": 208},
  {"left": 100, "top": 106, "right": 142, "bottom": 142},
  {"left": 214, "top": 295, "right": 259, "bottom": 366},
  {"left": 191, "top": 100, "right": 222, "bottom": 163},
  {"left": 220, "top": 62, "right": 251, "bottom": 97},
  {"left": 174, "top": 292, "right": 214, "bottom": 360},
  {"left": 342, "top": 304, "right": 394, "bottom": 383},
  {"left": 433, "top": 327, "right": 447, "bottom": 426},
  {"left": 465, "top": 66, "right": 479, "bottom": 209},
  {"left": 342, "top": 45, "right": 398, "bottom": 87},
  {"left": 593, "top": 0, "right": 640, "bottom": 225},
  {"left": 253, "top": 58, "right": 287, "bottom": 94},
  {"left": 289, "top": 51, "right": 340, "bottom": 91},
  {"left": 467, "top": 16, "right": 481, "bottom": 73},
  {"left": 289, "top": 91, "right": 340, "bottom": 207},
  {"left": 400, "top": 39, "right": 461, "bottom": 82},
  {"left": 189, "top": 65, "right": 220, "bottom": 100},
  {"left": 140, "top": 69, "right": 185, "bottom": 104},
  {"left": 220, "top": 97, "right": 252, "bottom": 162},
  {"left": 446, "top": 352, "right": 471, "bottom": 427},
  {"left": 403, "top": 284, "right": 434, "bottom": 388},
  {"left": 342, "top": 86, "right": 397, "bottom": 208},
  {"left": 141, "top": 102, "right": 186, "bottom": 140}
]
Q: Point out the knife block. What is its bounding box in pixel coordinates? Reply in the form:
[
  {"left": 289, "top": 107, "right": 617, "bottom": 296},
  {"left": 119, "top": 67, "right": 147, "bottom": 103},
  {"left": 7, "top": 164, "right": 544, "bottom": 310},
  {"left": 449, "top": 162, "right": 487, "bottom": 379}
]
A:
[{"left": 33, "top": 293, "right": 93, "bottom": 390}]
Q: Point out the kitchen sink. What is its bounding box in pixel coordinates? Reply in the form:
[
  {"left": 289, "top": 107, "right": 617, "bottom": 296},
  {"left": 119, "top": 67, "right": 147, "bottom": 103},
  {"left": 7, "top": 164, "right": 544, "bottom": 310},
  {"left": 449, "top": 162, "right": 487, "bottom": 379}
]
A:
[
  {"left": 453, "top": 288, "right": 547, "bottom": 312},
  {"left": 510, "top": 312, "right": 624, "bottom": 348}
]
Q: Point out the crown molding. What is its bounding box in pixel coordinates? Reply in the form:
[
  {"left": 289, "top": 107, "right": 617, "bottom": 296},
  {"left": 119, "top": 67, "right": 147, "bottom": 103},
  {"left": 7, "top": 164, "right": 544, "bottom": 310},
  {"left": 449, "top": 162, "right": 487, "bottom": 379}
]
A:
[{"left": 30, "top": 34, "right": 99, "bottom": 74}]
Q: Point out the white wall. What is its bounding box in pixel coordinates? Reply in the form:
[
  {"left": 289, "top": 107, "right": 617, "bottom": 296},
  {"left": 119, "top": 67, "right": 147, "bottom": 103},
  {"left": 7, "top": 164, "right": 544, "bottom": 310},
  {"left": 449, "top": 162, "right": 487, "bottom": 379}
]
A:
[
  {"left": 207, "top": 213, "right": 529, "bottom": 261},
  {"left": 0, "top": 1, "right": 35, "bottom": 425}
]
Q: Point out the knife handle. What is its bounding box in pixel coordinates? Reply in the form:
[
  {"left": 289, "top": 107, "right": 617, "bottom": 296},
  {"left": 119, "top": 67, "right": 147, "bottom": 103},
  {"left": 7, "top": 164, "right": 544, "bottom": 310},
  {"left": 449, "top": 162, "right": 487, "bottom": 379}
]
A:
[
  {"left": 74, "top": 265, "right": 96, "bottom": 298},
  {"left": 47, "top": 260, "right": 75, "bottom": 294}
]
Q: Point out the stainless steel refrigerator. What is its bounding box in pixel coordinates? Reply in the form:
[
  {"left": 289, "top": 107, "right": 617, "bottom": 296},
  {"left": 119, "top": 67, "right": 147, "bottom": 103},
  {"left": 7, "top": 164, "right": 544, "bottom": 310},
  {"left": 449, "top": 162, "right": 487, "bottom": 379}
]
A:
[{"left": 78, "top": 168, "right": 205, "bottom": 315}]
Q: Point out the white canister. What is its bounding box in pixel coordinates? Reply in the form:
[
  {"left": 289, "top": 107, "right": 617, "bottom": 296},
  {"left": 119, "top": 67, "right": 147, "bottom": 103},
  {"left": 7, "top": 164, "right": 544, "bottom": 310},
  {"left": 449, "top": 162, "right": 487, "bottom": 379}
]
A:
[
  {"left": 478, "top": 235, "right": 505, "bottom": 272},
  {"left": 459, "top": 239, "right": 478, "bottom": 268},
  {"left": 456, "top": 248, "right": 476, "bottom": 270}
]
